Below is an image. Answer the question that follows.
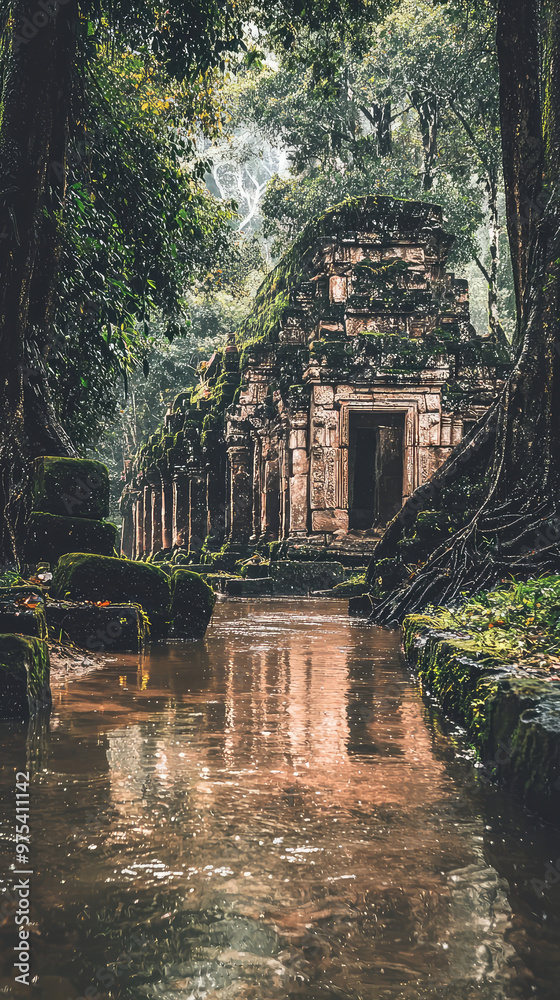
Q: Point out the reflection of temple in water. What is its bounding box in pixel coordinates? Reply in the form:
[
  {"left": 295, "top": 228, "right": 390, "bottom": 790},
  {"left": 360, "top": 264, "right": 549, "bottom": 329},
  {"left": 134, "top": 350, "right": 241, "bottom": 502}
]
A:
[{"left": 0, "top": 602, "right": 535, "bottom": 998}]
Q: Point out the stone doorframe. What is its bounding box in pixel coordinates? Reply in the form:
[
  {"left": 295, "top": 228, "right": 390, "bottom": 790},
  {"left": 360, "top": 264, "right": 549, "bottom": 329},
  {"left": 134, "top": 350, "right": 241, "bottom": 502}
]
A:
[{"left": 337, "top": 396, "right": 426, "bottom": 512}]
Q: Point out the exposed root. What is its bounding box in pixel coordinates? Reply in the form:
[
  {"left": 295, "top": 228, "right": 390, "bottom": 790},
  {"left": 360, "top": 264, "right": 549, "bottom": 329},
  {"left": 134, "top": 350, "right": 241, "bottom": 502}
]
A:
[{"left": 369, "top": 380, "right": 560, "bottom": 624}]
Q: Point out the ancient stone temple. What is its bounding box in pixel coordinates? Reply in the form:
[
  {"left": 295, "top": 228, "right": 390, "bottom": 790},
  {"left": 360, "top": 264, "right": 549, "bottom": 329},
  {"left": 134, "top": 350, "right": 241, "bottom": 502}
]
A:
[{"left": 121, "top": 196, "right": 511, "bottom": 566}]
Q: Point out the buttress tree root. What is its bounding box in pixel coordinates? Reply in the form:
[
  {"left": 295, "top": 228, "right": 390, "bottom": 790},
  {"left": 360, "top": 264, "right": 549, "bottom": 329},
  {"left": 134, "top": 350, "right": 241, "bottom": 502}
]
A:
[{"left": 370, "top": 206, "right": 560, "bottom": 625}]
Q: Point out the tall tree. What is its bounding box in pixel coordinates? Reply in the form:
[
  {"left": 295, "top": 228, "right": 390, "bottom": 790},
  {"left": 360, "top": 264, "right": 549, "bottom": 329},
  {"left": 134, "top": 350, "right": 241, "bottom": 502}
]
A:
[
  {"left": 0, "top": 0, "right": 245, "bottom": 559},
  {"left": 369, "top": 0, "right": 560, "bottom": 623},
  {"left": 48, "top": 53, "right": 238, "bottom": 449}
]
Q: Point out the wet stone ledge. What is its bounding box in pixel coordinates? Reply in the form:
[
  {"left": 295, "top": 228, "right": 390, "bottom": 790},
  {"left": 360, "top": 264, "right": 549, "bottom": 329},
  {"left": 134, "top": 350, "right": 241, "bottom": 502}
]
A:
[{"left": 403, "top": 617, "right": 560, "bottom": 823}]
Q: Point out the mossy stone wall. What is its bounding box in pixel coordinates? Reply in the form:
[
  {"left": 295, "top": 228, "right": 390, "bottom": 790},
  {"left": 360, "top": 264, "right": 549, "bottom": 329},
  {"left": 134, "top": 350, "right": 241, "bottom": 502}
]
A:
[
  {"left": 403, "top": 617, "right": 560, "bottom": 821},
  {"left": 169, "top": 570, "right": 216, "bottom": 640},
  {"left": 0, "top": 634, "right": 51, "bottom": 719}
]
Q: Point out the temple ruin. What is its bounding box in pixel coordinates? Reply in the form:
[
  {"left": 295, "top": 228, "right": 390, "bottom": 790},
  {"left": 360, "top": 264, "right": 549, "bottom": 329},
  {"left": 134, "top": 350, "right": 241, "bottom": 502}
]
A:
[{"left": 121, "top": 196, "right": 511, "bottom": 566}]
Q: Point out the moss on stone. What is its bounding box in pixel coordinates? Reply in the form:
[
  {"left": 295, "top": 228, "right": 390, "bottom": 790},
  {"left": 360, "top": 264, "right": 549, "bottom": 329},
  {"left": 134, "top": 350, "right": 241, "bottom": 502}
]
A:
[
  {"left": 224, "top": 577, "right": 273, "bottom": 596},
  {"left": 332, "top": 574, "right": 369, "bottom": 597},
  {"left": 239, "top": 558, "right": 271, "bottom": 579},
  {"left": 169, "top": 570, "right": 216, "bottom": 640},
  {"left": 403, "top": 577, "right": 560, "bottom": 820},
  {"left": 24, "top": 512, "right": 118, "bottom": 565},
  {"left": 51, "top": 553, "right": 171, "bottom": 638},
  {"left": 239, "top": 195, "right": 448, "bottom": 348},
  {"left": 272, "top": 560, "right": 345, "bottom": 594},
  {"left": 29, "top": 456, "right": 109, "bottom": 519},
  {"left": 0, "top": 634, "right": 51, "bottom": 718},
  {"left": 46, "top": 601, "right": 148, "bottom": 653}
]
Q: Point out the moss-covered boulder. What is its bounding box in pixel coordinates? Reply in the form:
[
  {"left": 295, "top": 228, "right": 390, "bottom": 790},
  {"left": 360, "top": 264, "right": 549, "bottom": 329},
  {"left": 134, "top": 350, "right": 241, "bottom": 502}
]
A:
[
  {"left": 51, "top": 553, "right": 171, "bottom": 637},
  {"left": 23, "top": 513, "right": 118, "bottom": 565},
  {"left": 169, "top": 570, "right": 215, "bottom": 639},
  {"left": 46, "top": 601, "right": 148, "bottom": 652},
  {"left": 271, "top": 560, "right": 345, "bottom": 595},
  {"left": 29, "top": 457, "right": 110, "bottom": 519},
  {"left": 0, "top": 635, "right": 51, "bottom": 718},
  {"left": 0, "top": 586, "right": 47, "bottom": 639}
]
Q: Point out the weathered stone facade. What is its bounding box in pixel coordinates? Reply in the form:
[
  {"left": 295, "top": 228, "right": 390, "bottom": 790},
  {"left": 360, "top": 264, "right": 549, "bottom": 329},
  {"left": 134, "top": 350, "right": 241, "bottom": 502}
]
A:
[{"left": 121, "top": 197, "right": 511, "bottom": 566}]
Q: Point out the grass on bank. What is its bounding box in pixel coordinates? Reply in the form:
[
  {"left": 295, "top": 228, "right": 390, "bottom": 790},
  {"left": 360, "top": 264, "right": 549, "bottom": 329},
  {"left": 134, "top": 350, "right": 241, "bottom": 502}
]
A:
[{"left": 419, "top": 575, "right": 560, "bottom": 671}]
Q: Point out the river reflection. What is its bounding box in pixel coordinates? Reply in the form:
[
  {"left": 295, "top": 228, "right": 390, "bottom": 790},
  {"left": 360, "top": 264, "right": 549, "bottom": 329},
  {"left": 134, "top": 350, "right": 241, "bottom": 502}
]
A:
[{"left": 1, "top": 599, "right": 559, "bottom": 999}]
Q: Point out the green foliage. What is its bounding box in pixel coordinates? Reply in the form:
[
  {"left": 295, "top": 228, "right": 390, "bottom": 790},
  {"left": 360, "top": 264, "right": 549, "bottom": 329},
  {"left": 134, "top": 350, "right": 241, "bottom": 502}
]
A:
[
  {"left": 226, "top": 0, "right": 515, "bottom": 336},
  {"left": 419, "top": 576, "right": 560, "bottom": 670},
  {"left": 48, "top": 53, "right": 240, "bottom": 449}
]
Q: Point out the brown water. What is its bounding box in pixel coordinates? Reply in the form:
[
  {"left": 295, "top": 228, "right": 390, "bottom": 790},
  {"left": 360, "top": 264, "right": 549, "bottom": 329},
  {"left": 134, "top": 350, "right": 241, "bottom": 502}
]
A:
[{"left": 1, "top": 599, "right": 560, "bottom": 1000}]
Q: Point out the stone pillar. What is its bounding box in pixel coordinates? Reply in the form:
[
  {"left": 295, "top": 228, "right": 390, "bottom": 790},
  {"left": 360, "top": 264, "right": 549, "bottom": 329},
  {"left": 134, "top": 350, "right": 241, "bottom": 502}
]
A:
[
  {"left": 161, "top": 477, "right": 173, "bottom": 550},
  {"left": 207, "top": 457, "right": 226, "bottom": 544},
  {"left": 131, "top": 501, "right": 137, "bottom": 560},
  {"left": 143, "top": 485, "right": 152, "bottom": 556},
  {"left": 278, "top": 429, "right": 290, "bottom": 540},
  {"left": 135, "top": 492, "right": 144, "bottom": 559},
  {"left": 227, "top": 444, "right": 253, "bottom": 546},
  {"left": 288, "top": 414, "right": 309, "bottom": 537},
  {"left": 173, "top": 468, "right": 190, "bottom": 548},
  {"left": 120, "top": 494, "right": 134, "bottom": 559},
  {"left": 262, "top": 457, "right": 281, "bottom": 540},
  {"left": 188, "top": 472, "right": 207, "bottom": 554},
  {"left": 251, "top": 435, "right": 262, "bottom": 542},
  {"left": 310, "top": 408, "right": 347, "bottom": 534},
  {"left": 151, "top": 483, "right": 163, "bottom": 553}
]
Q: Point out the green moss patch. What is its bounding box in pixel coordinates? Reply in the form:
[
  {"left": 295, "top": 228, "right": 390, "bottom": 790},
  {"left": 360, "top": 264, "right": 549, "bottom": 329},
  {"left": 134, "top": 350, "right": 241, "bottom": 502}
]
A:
[
  {"left": 51, "top": 553, "right": 171, "bottom": 638},
  {"left": 0, "top": 634, "right": 51, "bottom": 719},
  {"left": 29, "top": 457, "right": 109, "bottom": 519},
  {"left": 169, "top": 570, "right": 216, "bottom": 640},
  {"left": 46, "top": 601, "right": 148, "bottom": 653},
  {"left": 23, "top": 513, "right": 118, "bottom": 565},
  {"left": 407, "top": 576, "right": 560, "bottom": 670},
  {"left": 403, "top": 576, "right": 560, "bottom": 820},
  {"left": 332, "top": 574, "right": 368, "bottom": 597}
]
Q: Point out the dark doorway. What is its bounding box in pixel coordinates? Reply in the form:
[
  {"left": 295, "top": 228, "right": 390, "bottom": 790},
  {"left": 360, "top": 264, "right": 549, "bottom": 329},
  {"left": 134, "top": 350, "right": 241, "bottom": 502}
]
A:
[{"left": 348, "top": 412, "right": 404, "bottom": 529}]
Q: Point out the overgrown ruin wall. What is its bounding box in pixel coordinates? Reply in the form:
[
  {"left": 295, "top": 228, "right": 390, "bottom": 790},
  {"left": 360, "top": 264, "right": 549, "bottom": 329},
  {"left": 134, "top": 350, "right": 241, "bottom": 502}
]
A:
[{"left": 121, "top": 196, "right": 511, "bottom": 567}]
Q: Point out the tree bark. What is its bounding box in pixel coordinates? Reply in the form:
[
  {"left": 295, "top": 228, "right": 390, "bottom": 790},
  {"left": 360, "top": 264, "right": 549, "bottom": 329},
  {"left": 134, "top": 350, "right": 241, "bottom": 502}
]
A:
[
  {"left": 369, "top": 0, "right": 560, "bottom": 624},
  {"left": 486, "top": 175, "right": 505, "bottom": 344},
  {"left": 411, "top": 90, "right": 438, "bottom": 192},
  {"left": 496, "top": 0, "right": 544, "bottom": 344},
  {"left": 0, "top": 0, "right": 78, "bottom": 560}
]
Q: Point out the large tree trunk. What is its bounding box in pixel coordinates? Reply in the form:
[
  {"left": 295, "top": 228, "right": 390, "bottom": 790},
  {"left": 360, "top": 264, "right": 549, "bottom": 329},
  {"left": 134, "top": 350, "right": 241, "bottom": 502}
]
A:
[
  {"left": 496, "top": 0, "right": 544, "bottom": 345},
  {"left": 0, "top": 0, "right": 78, "bottom": 561},
  {"left": 369, "top": 0, "right": 560, "bottom": 624}
]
